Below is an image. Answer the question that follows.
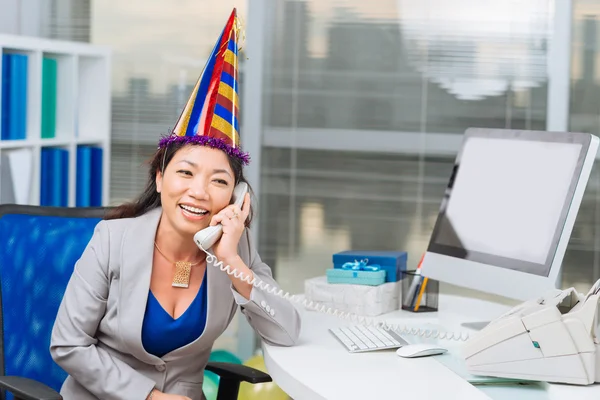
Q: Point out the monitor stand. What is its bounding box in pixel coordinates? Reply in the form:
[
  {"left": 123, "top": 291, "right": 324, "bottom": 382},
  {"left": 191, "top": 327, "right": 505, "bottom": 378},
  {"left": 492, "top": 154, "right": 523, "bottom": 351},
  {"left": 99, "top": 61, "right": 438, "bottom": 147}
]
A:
[{"left": 461, "top": 321, "right": 490, "bottom": 331}]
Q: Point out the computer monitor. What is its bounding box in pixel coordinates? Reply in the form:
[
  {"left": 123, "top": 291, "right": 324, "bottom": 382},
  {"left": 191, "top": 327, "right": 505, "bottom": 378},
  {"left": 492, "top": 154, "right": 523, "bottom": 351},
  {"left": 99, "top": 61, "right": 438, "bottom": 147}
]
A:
[{"left": 420, "top": 128, "right": 599, "bottom": 302}]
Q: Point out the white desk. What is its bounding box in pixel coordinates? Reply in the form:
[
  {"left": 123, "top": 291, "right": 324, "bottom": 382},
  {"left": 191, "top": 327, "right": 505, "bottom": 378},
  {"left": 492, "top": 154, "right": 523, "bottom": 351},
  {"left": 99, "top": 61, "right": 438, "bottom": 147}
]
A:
[{"left": 262, "top": 293, "right": 600, "bottom": 400}]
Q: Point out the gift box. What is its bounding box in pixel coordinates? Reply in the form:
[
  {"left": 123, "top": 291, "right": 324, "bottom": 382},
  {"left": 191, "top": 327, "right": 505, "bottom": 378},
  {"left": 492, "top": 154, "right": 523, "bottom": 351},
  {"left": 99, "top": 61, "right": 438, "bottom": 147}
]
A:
[
  {"left": 304, "top": 276, "right": 401, "bottom": 317},
  {"left": 332, "top": 251, "right": 407, "bottom": 283},
  {"left": 326, "top": 268, "right": 386, "bottom": 286}
]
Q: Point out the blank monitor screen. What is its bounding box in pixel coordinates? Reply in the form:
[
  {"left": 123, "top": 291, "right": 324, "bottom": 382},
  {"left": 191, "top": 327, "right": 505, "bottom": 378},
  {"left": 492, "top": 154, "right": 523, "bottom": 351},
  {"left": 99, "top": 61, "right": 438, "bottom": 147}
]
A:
[{"left": 428, "top": 130, "right": 586, "bottom": 277}]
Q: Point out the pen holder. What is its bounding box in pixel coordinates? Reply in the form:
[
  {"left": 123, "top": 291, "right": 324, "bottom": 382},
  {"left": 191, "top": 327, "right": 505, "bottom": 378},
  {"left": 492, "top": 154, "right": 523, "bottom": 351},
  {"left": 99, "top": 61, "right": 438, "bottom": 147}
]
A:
[{"left": 401, "top": 271, "right": 438, "bottom": 312}]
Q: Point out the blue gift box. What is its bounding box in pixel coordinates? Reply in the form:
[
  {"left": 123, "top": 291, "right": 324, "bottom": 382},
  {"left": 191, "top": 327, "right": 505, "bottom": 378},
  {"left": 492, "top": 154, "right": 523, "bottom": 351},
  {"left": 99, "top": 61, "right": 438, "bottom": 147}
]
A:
[{"left": 332, "top": 251, "right": 407, "bottom": 283}]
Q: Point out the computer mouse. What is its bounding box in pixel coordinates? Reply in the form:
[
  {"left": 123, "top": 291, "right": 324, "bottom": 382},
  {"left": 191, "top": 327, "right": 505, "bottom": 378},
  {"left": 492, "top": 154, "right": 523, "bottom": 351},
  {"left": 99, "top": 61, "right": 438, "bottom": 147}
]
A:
[{"left": 396, "top": 344, "right": 448, "bottom": 358}]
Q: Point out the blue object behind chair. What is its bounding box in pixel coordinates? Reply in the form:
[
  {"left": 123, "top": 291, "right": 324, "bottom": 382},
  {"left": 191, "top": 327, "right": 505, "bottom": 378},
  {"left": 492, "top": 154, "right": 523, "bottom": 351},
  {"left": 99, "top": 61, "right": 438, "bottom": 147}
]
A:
[{"left": 0, "top": 205, "right": 104, "bottom": 399}]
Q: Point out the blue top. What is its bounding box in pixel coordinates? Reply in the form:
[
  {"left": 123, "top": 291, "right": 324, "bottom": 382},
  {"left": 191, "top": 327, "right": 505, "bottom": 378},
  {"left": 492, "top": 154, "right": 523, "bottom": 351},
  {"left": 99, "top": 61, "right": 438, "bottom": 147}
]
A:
[{"left": 141, "top": 271, "right": 208, "bottom": 358}]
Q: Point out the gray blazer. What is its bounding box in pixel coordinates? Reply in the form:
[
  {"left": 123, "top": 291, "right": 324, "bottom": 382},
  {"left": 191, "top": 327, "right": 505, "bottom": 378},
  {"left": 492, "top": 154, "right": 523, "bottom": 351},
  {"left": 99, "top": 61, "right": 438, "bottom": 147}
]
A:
[{"left": 50, "top": 207, "right": 301, "bottom": 400}]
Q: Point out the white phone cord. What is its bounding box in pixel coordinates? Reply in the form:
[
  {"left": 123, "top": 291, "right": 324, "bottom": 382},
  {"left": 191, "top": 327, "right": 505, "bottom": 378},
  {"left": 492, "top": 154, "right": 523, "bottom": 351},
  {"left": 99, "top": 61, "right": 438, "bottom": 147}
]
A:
[{"left": 203, "top": 250, "right": 470, "bottom": 342}]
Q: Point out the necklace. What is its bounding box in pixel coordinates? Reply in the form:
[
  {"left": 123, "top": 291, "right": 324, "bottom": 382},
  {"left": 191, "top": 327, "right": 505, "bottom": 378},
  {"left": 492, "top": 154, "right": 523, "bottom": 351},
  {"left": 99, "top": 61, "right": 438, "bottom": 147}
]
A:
[{"left": 154, "top": 241, "right": 205, "bottom": 288}]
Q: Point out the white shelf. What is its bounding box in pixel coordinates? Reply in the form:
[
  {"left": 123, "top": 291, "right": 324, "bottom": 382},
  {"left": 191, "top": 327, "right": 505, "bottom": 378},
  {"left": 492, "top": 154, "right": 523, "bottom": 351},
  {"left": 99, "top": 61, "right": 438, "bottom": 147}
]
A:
[{"left": 0, "top": 34, "right": 111, "bottom": 207}]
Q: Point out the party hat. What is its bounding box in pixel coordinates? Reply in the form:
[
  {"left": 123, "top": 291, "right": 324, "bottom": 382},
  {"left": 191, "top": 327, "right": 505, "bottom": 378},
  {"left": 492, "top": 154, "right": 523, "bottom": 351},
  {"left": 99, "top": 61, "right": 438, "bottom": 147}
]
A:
[{"left": 159, "top": 8, "right": 250, "bottom": 165}]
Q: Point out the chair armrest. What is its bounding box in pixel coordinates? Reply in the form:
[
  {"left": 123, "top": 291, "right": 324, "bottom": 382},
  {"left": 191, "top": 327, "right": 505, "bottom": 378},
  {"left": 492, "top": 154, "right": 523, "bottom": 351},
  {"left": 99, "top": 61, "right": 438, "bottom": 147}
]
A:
[
  {"left": 0, "top": 376, "right": 62, "bottom": 400},
  {"left": 205, "top": 361, "right": 272, "bottom": 384}
]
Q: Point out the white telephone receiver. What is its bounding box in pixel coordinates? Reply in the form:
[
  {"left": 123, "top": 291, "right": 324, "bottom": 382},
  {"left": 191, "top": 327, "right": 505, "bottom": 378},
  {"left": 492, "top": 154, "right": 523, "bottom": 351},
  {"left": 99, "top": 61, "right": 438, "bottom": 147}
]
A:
[{"left": 194, "top": 182, "right": 249, "bottom": 251}]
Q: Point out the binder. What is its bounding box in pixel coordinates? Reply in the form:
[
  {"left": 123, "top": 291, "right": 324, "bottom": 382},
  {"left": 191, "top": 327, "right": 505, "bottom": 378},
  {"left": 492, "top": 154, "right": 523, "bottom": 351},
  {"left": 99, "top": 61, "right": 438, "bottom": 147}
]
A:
[
  {"left": 40, "top": 148, "right": 51, "bottom": 205},
  {"left": 1, "top": 54, "right": 10, "bottom": 140},
  {"left": 55, "top": 148, "right": 68, "bottom": 206},
  {"left": 41, "top": 58, "right": 57, "bottom": 139},
  {"left": 9, "top": 54, "right": 27, "bottom": 140},
  {"left": 90, "top": 147, "right": 103, "bottom": 206},
  {"left": 75, "top": 145, "right": 103, "bottom": 207},
  {"left": 41, "top": 147, "right": 68, "bottom": 206},
  {"left": 76, "top": 146, "right": 91, "bottom": 207}
]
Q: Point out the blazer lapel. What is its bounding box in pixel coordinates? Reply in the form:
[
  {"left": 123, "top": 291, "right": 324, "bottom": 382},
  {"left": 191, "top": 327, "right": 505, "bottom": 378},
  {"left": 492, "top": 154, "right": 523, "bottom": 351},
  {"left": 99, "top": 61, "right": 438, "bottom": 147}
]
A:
[{"left": 119, "top": 207, "right": 162, "bottom": 365}]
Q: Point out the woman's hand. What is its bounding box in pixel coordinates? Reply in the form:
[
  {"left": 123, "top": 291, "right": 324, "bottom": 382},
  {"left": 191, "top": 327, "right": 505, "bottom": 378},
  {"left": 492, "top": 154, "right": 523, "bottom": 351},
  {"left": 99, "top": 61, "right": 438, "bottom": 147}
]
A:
[
  {"left": 209, "top": 192, "right": 251, "bottom": 262},
  {"left": 209, "top": 192, "right": 255, "bottom": 299}
]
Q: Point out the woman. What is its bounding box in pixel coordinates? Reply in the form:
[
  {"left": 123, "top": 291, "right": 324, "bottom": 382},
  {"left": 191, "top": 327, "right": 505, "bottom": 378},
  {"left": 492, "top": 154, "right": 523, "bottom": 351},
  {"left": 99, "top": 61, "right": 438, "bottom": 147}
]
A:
[{"left": 50, "top": 9, "right": 300, "bottom": 400}]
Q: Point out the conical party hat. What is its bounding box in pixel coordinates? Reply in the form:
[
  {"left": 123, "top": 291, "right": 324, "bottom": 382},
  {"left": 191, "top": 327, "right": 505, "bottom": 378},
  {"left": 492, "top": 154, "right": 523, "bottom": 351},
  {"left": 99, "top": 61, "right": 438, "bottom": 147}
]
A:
[{"left": 159, "top": 8, "right": 249, "bottom": 165}]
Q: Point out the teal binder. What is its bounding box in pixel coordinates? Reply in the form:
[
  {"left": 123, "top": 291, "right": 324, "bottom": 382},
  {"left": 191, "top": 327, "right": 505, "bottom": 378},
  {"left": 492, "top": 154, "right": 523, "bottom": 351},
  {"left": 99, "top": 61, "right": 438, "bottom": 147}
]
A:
[{"left": 41, "top": 58, "right": 57, "bottom": 139}]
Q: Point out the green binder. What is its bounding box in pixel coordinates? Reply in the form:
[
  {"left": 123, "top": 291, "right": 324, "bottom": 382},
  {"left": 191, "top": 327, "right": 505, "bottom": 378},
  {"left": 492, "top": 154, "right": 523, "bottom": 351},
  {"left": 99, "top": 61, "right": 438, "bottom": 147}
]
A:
[{"left": 41, "top": 57, "right": 57, "bottom": 139}]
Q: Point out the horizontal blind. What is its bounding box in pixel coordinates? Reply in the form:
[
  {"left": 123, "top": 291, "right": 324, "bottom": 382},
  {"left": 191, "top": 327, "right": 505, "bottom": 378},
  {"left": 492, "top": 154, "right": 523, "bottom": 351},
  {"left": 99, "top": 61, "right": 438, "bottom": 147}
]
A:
[
  {"left": 47, "top": 0, "right": 91, "bottom": 42},
  {"left": 266, "top": 0, "right": 551, "bottom": 134}
]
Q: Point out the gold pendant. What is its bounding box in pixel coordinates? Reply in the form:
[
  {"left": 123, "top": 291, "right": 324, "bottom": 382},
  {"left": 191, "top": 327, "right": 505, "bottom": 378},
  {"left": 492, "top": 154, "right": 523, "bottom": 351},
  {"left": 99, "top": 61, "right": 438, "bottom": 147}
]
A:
[{"left": 172, "top": 261, "right": 192, "bottom": 288}]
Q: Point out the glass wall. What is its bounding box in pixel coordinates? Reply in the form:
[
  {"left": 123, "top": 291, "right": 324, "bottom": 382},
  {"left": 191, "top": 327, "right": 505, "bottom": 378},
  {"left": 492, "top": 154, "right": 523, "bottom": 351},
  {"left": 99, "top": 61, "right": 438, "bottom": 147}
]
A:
[
  {"left": 257, "top": 0, "right": 600, "bottom": 297},
  {"left": 568, "top": 0, "right": 600, "bottom": 292}
]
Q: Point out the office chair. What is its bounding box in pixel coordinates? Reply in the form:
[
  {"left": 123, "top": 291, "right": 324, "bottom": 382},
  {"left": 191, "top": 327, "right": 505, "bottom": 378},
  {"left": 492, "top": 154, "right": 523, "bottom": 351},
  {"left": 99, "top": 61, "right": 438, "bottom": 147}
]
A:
[{"left": 0, "top": 204, "right": 271, "bottom": 400}]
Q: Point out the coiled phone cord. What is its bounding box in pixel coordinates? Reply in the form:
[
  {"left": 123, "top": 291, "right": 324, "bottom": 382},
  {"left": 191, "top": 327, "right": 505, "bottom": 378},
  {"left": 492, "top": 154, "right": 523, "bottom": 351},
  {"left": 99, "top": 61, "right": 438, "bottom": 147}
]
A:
[{"left": 204, "top": 251, "right": 471, "bottom": 342}]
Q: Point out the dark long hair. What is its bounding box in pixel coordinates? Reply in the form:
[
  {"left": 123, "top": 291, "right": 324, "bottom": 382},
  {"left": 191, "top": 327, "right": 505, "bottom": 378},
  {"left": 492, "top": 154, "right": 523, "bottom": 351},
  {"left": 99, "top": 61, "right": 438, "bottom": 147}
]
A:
[{"left": 104, "top": 142, "right": 254, "bottom": 227}]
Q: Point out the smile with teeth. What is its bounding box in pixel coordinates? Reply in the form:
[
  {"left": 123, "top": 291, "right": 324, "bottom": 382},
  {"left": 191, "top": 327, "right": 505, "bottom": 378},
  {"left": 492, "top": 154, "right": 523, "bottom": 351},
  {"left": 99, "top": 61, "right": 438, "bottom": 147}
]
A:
[{"left": 179, "top": 204, "right": 209, "bottom": 215}]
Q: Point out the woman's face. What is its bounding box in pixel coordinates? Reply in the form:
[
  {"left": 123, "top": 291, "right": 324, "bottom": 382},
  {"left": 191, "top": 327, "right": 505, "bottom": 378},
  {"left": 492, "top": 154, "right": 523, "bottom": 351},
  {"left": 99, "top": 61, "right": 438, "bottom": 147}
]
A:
[{"left": 156, "top": 145, "right": 235, "bottom": 237}]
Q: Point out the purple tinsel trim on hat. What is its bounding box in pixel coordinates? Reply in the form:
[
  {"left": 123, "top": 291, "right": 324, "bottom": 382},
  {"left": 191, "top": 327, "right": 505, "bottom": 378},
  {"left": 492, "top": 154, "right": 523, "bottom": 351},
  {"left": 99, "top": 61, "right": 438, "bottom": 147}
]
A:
[{"left": 158, "top": 135, "right": 251, "bottom": 165}]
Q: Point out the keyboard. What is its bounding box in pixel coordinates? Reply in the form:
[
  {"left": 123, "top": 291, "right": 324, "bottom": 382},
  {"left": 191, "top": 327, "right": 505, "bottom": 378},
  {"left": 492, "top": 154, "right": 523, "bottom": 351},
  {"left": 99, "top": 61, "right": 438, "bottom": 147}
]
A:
[{"left": 329, "top": 325, "right": 409, "bottom": 353}]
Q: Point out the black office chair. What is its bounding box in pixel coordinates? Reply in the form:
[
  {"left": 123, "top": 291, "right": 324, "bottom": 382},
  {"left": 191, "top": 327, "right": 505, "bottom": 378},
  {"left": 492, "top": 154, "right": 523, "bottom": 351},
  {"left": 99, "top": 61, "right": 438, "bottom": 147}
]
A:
[{"left": 0, "top": 204, "right": 271, "bottom": 400}]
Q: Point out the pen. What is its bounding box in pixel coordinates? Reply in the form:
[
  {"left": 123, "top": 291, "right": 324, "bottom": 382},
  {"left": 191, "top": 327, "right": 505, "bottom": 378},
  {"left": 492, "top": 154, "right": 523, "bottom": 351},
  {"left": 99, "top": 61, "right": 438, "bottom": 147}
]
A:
[
  {"left": 403, "top": 254, "right": 426, "bottom": 307},
  {"left": 414, "top": 277, "right": 429, "bottom": 311}
]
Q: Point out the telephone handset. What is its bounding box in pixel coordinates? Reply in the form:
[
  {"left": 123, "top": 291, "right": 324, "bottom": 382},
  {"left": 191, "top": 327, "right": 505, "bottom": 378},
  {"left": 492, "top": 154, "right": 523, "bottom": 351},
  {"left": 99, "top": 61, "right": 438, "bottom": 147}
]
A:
[
  {"left": 194, "top": 182, "right": 469, "bottom": 342},
  {"left": 194, "top": 182, "right": 249, "bottom": 251}
]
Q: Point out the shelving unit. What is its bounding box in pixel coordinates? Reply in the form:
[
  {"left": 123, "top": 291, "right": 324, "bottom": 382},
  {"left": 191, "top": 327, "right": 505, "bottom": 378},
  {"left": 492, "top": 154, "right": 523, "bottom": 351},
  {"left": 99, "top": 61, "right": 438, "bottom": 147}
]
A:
[{"left": 0, "top": 34, "right": 111, "bottom": 207}]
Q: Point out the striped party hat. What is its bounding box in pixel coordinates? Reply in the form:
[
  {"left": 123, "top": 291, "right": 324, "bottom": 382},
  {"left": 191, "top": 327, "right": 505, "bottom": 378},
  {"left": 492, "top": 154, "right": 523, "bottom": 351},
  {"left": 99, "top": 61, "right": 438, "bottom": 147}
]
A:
[{"left": 159, "top": 8, "right": 249, "bottom": 165}]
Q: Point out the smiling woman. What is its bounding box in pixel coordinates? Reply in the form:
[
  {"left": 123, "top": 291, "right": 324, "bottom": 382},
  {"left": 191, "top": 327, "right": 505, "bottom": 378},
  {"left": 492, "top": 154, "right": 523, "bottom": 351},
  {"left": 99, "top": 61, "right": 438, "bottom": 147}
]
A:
[{"left": 49, "top": 9, "right": 300, "bottom": 400}]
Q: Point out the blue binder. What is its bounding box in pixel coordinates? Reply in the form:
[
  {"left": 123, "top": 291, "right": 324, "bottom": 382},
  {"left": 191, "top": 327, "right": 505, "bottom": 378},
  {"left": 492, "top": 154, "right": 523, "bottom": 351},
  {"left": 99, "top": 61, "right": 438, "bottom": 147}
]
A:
[
  {"left": 9, "top": 54, "right": 27, "bottom": 140},
  {"left": 90, "top": 147, "right": 103, "bottom": 206},
  {"left": 75, "top": 146, "right": 102, "bottom": 207},
  {"left": 1, "top": 54, "right": 10, "bottom": 140},
  {"left": 76, "top": 146, "right": 92, "bottom": 207},
  {"left": 41, "top": 148, "right": 69, "bottom": 206},
  {"left": 51, "top": 149, "right": 68, "bottom": 207},
  {"left": 40, "top": 148, "right": 51, "bottom": 206}
]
